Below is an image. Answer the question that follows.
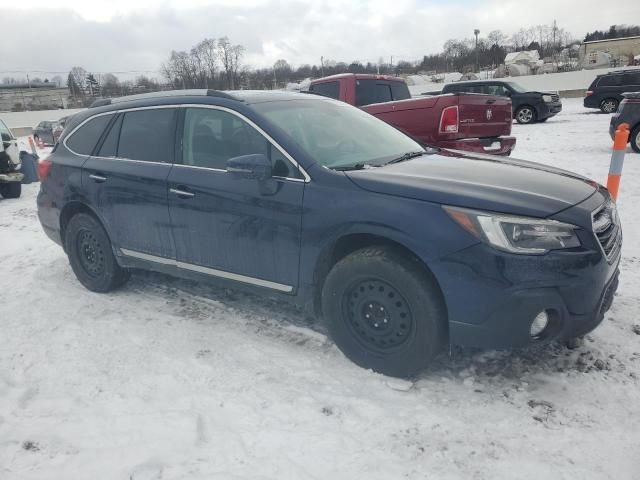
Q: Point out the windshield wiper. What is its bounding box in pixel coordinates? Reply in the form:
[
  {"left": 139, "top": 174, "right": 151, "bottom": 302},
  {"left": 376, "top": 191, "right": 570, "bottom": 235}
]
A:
[{"left": 385, "top": 151, "right": 425, "bottom": 165}]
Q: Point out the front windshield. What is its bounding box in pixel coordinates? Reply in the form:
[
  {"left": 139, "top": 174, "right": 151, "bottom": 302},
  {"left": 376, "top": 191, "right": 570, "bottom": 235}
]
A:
[
  {"left": 252, "top": 98, "right": 423, "bottom": 169},
  {"left": 506, "top": 82, "right": 528, "bottom": 93}
]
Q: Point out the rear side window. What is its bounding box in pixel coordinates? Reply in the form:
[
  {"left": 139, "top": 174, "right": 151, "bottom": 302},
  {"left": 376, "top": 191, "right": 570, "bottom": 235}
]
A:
[
  {"left": 117, "top": 108, "right": 177, "bottom": 163},
  {"left": 310, "top": 81, "right": 340, "bottom": 99},
  {"left": 390, "top": 81, "right": 411, "bottom": 101},
  {"left": 356, "top": 80, "right": 393, "bottom": 106},
  {"left": 623, "top": 72, "right": 640, "bottom": 85},
  {"left": 66, "top": 115, "right": 112, "bottom": 155},
  {"left": 598, "top": 75, "right": 623, "bottom": 87}
]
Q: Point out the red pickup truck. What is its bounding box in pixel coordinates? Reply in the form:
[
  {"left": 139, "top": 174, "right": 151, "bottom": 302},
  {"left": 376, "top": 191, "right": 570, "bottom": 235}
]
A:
[{"left": 308, "top": 74, "right": 515, "bottom": 155}]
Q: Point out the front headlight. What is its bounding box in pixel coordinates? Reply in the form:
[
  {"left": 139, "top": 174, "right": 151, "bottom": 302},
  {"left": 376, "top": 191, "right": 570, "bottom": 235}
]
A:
[
  {"left": 444, "top": 206, "right": 581, "bottom": 254},
  {"left": 542, "top": 94, "right": 554, "bottom": 103}
]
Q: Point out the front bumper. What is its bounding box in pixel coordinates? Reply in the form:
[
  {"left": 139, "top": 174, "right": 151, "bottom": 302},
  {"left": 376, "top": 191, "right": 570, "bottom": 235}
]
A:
[
  {"left": 0, "top": 171, "right": 24, "bottom": 183},
  {"left": 538, "top": 101, "right": 562, "bottom": 119},
  {"left": 431, "top": 237, "right": 621, "bottom": 349},
  {"left": 435, "top": 136, "right": 516, "bottom": 156}
]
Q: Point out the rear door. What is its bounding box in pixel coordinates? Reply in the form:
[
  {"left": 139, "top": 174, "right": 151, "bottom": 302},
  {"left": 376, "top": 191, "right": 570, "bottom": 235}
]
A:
[
  {"left": 457, "top": 85, "right": 512, "bottom": 138},
  {"left": 81, "top": 107, "right": 177, "bottom": 259}
]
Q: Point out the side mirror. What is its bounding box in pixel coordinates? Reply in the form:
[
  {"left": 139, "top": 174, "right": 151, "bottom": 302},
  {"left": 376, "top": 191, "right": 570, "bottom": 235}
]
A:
[{"left": 226, "top": 153, "right": 272, "bottom": 181}]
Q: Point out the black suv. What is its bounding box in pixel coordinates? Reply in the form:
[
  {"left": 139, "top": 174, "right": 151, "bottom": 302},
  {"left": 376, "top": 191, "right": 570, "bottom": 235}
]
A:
[
  {"left": 441, "top": 80, "right": 562, "bottom": 124},
  {"left": 585, "top": 69, "right": 640, "bottom": 113},
  {"left": 610, "top": 92, "right": 640, "bottom": 152}
]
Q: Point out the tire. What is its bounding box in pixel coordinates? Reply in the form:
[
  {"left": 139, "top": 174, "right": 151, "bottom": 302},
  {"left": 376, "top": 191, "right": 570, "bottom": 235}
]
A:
[
  {"left": 515, "top": 106, "right": 536, "bottom": 124},
  {"left": 0, "top": 182, "right": 21, "bottom": 198},
  {"left": 321, "top": 246, "right": 447, "bottom": 377},
  {"left": 64, "top": 213, "right": 130, "bottom": 292},
  {"left": 631, "top": 125, "right": 640, "bottom": 154},
  {"left": 600, "top": 98, "right": 619, "bottom": 114}
]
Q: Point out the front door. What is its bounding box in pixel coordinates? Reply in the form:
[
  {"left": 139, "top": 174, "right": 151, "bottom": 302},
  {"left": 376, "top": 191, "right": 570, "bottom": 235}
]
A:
[
  {"left": 167, "top": 106, "right": 305, "bottom": 292},
  {"left": 81, "top": 107, "right": 177, "bottom": 259}
]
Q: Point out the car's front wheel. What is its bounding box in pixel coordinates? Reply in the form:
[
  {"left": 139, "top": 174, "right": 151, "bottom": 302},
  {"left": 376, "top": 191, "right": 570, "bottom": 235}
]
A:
[
  {"left": 600, "top": 98, "right": 619, "bottom": 114},
  {"left": 515, "top": 106, "right": 536, "bottom": 124},
  {"left": 321, "top": 246, "right": 446, "bottom": 377},
  {"left": 65, "top": 213, "right": 130, "bottom": 292},
  {"left": 631, "top": 125, "right": 640, "bottom": 154},
  {"left": 0, "top": 182, "right": 21, "bottom": 198}
]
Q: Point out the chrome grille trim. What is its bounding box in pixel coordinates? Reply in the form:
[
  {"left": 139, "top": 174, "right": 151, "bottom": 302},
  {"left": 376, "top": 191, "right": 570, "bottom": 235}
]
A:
[{"left": 592, "top": 199, "right": 622, "bottom": 262}]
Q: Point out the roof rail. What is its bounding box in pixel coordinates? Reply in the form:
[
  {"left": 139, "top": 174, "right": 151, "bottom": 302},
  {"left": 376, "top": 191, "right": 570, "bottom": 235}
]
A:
[{"left": 88, "top": 89, "right": 238, "bottom": 108}]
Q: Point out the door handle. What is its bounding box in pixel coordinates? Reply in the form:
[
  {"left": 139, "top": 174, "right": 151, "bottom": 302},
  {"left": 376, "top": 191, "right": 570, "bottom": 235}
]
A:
[
  {"left": 89, "top": 173, "right": 107, "bottom": 183},
  {"left": 169, "top": 187, "right": 195, "bottom": 199}
]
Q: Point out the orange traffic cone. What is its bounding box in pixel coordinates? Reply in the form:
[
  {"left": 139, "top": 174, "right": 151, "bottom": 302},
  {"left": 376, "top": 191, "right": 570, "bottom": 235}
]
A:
[{"left": 606, "top": 123, "right": 630, "bottom": 201}]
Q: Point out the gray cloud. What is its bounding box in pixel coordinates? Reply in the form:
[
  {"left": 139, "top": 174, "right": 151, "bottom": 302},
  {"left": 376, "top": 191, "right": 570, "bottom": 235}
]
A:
[{"left": 1, "top": 1, "right": 638, "bottom": 80}]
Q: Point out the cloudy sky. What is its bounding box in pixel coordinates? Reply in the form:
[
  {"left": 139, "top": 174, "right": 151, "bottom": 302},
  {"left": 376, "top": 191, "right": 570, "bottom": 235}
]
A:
[{"left": 1, "top": 0, "right": 638, "bottom": 80}]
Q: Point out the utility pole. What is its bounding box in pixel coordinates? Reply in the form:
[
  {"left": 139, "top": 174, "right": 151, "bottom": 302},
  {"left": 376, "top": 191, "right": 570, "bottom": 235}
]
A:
[
  {"left": 320, "top": 56, "right": 324, "bottom": 76},
  {"left": 474, "top": 29, "right": 480, "bottom": 73}
]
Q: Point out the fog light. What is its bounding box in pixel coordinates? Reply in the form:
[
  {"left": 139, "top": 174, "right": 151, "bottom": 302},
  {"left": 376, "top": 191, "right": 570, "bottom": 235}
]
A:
[{"left": 530, "top": 311, "right": 549, "bottom": 337}]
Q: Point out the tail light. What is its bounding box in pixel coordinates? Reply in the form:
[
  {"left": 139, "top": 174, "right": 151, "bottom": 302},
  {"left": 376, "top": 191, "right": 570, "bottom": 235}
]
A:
[
  {"left": 439, "top": 105, "right": 459, "bottom": 134},
  {"left": 38, "top": 157, "right": 52, "bottom": 180},
  {"left": 585, "top": 90, "right": 593, "bottom": 97}
]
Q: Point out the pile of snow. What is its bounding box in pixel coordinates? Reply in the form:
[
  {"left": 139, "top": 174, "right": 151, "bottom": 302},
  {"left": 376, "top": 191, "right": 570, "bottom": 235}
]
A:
[{"left": 0, "top": 99, "right": 639, "bottom": 479}]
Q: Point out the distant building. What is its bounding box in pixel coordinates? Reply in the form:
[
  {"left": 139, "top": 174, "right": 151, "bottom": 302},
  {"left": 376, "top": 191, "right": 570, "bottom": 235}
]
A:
[{"left": 579, "top": 35, "right": 640, "bottom": 68}]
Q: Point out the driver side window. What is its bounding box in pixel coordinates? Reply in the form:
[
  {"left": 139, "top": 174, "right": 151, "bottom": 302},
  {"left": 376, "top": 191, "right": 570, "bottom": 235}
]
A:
[{"left": 182, "top": 107, "right": 301, "bottom": 178}]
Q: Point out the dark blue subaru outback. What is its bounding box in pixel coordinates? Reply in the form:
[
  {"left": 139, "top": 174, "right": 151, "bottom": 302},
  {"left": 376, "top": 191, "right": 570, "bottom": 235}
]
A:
[{"left": 37, "top": 90, "right": 621, "bottom": 377}]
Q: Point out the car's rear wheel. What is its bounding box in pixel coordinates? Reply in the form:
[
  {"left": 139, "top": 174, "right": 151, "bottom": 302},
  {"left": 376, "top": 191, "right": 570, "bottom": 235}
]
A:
[
  {"left": 631, "top": 125, "right": 640, "bottom": 154},
  {"left": 0, "top": 182, "right": 21, "bottom": 198},
  {"left": 515, "top": 106, "right": 536, "bottom": 124},
  {"left": 65, "top": 213, "right": 130, "bottom": 292},
  {"left": 321, "top": 246, "right": 446, "bottom": 377},
  {"left": 600, "top": 98, "right": 619, "bottom": 114}
]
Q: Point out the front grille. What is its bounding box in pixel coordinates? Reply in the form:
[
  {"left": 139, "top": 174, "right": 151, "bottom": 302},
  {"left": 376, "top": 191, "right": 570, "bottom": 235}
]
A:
[
  {"left": 550, "top": 94, "right": 559, "bottom": 102},
  {"left": 592, "top": 200, "right": 622, "bottom": 261}
]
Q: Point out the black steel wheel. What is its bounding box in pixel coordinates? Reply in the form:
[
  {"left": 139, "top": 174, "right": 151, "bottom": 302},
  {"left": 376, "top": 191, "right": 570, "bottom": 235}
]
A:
[
  {"left": 322, "top": 246, "right": 447, "bottom": 377},
  {"left": 65, "top": 213, "right": 129, "bottom": 292},
  {"left": 344, "top": 279, "right": 415, "bottom": 353}
]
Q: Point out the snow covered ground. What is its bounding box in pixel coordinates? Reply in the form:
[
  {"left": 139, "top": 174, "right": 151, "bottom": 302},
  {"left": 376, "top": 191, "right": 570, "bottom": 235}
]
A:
[{"left": 1, "top": 98, "right": 639, "bottom": 479}]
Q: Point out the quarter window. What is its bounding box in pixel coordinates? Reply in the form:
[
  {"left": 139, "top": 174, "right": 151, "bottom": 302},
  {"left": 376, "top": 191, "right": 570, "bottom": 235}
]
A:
[
  {"left": 65, "top": 114, "right": 112, "bottom": 155},
  {"left": 182, "top": 107, "right": 301, "bottom": 178},
  {"left": 117, "top": 108, "right": 176, "bottom": 163}
]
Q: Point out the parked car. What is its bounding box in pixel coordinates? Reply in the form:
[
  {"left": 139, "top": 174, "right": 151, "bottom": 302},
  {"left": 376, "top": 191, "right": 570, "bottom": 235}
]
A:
[
  {"left": 585, "top": 69, "right": 640, "bottom": 113},
  {"left": 441, "top": 80, "right": 563, "bottom": 125},
  {"left": 37, "top": 90, "right": 621, "bottom": 377},
  {"left": 0, "top": 118, "right": 23, "bottom": 198},
  {"left": 610, "top": 92, "right": 640, "bottom": 152},
  {"left": 32, "top": 120, "right": 58, "bottom": 145},
  {"left": 309, "top": 74, "right": 516, "bottom": 155},
  {"left": 52, "top": 116, "right": 70, "bottom": 143}
]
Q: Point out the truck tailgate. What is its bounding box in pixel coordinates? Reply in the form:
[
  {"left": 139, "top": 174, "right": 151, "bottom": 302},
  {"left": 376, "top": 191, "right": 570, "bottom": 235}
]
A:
[{"left": 455, "top": 93, "right": 512, "bottom": 138}]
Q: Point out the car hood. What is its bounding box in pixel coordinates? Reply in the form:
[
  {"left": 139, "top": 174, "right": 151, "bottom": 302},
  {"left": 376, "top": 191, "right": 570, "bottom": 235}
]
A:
[{"left": 344, "top": 149, "right": 598, "bottom": 218}]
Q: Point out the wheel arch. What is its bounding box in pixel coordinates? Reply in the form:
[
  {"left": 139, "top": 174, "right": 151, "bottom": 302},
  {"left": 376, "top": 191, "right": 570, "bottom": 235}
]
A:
[
  {"left": 311, "top": 232, "right": 447, "bottom": 322},
  {"left": 59, "top": 201, "right": 111, "bottom": 253}
]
